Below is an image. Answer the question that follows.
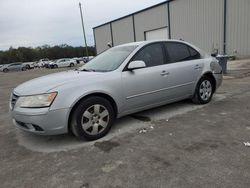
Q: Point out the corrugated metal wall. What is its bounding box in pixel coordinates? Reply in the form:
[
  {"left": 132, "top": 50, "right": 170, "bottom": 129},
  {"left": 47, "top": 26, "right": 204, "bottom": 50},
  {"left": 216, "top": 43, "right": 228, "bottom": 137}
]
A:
[
  {"left": 94, "top": 24, "right": 112, "bottom": 54},
  {"left": 226, "top": 0, "right": 250, "bottom": 57},
  {"left": 170, "top": 0, "right": 224, "bottom": 54},
  {"left": 112, "top": 16, "right": 134, "bottom": 46},
  {"left": 134, "top": 4, "right": 168, "bottom": 41},
  {"left": 93, "top": 0, "right": 250, "bottom": 57}
]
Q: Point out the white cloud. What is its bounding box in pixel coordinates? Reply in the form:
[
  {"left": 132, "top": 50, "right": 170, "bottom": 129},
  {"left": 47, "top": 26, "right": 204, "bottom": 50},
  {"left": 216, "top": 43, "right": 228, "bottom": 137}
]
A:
[{"left": 0, "top": 0, "right": 164, "bottom": 50}]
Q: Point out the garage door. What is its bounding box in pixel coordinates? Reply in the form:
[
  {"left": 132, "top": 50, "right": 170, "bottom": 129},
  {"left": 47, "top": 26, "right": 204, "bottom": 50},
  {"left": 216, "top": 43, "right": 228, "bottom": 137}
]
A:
[{"left": 145, "top": 27, "right": 168, "bottom": 40}]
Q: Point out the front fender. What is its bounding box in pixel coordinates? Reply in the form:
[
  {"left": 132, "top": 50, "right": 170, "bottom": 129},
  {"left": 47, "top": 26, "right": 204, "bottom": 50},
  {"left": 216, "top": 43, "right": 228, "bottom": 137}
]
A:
[{"left": 49, "top": 73, "right": 124, "bottom": 114}]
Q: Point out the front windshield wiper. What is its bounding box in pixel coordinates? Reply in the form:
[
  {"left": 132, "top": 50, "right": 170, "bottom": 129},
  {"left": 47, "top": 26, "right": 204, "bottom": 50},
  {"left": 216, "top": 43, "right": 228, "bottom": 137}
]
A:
[{"left": 80, "top": 69, "right": 96, "bottom": 72}]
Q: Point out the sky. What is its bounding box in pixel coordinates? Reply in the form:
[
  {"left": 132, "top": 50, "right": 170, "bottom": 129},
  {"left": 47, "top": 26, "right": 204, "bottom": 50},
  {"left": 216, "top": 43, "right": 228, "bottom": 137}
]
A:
[{"left": 0, "top": 0, "right": 164, "bottom": 50}]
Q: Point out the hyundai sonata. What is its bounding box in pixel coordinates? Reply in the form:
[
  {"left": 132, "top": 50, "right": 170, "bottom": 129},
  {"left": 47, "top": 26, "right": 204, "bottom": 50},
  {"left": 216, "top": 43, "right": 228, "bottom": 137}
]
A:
[{"left": 10, "top": 40, "right": 223, "bottom": 140}]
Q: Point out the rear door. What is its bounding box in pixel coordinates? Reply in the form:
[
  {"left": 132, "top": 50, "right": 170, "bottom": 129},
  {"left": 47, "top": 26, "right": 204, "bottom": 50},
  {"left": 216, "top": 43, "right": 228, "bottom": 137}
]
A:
[
  {"left": 16, "top": 63, "right": 22, "bottom": 70},
  {"left": 161, "top": 42, "right": 204, "bottom": 99},
  {"left": 9, "top": 64, "right": 18, "bottom": 71}
]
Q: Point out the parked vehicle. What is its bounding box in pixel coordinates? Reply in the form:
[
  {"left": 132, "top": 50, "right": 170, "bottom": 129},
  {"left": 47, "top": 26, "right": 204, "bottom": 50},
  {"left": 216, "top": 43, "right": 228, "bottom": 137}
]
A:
[
  {"left": 22, "top": 62, "right": 35, "bottom": 69},
  {"left": 49, "top": 58, "right": 77, "bottom": 68},
  {"left": 73, "top": 57, "right": 85, "bottom": 64},
  {"left": 37, "top": 59, "right": 51, "bottom": 68},
  {"left": 10, "top": 40, "right": 222, "bottom": 140},
  {"left": 83, "top": 56, "right": 94, "bottom": 63},
  {"left": 0, "top": 63, "right": 26, "bottom": 73}
]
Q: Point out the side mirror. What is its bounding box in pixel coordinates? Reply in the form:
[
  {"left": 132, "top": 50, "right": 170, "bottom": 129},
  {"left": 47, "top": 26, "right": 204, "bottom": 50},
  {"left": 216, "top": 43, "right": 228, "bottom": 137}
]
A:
[{"left": 128, "top": 60, "right": 146, "bottom": 70}]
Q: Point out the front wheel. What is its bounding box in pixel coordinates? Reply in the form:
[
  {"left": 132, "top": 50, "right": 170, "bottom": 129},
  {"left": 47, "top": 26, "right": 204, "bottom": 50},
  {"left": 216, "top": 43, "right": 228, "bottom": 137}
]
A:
[
  {"left": 70, "top": 96, "right": 115, "bottom": 141},
  {"left": 192, "top": 76, "right": 214, "bottom": 104}
]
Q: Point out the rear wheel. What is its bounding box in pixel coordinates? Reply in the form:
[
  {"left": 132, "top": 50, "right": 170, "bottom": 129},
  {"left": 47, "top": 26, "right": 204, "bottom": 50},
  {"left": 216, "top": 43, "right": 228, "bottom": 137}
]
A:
[
  {"left": 192, "top": 76, "right": 214, "bottom": 104},
  {"left": 54, "top": 64, "right": 58, "bottom": 69},
  {"left": 70, "top": 96, "right": 115, "bottom": 141},
  {"left": 70, "top": 63, "right": 74, "bottom": 67},
  {"left": 3, "top": 68, "right": 8, "bottom": 73}
]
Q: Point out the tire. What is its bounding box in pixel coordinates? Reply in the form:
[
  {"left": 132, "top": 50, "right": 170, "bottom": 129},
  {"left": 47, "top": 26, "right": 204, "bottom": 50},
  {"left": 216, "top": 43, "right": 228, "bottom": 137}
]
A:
[
  {"left": 192, "top": 76, "right": 214, "bottom": 104},
  {"left": 54, "top": 64, "right": 58, "bottom": 69},
  {"left": 26, "top": 65, "right": 30, "bottom": 69},
  {"left": 70, "top": 63, "right": 74, "bottom": 67},
  {"left": 70, "top": 96, "right": 115, "bottom": 141},
  {"left": 3, "top": 68, "right": 8, "bottom": 73}
]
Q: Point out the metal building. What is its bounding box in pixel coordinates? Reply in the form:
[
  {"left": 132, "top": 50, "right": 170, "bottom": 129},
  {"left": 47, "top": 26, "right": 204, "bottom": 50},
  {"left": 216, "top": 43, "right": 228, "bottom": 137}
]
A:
[{"left": 93, "top": 0, "right": 250, "bottom": 57}]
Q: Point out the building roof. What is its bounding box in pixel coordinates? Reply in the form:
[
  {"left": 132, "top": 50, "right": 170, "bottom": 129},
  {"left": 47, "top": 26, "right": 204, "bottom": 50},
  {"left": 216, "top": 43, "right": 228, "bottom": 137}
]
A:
[{"left": 93, "top": 0, "right": 174, "bottom": 29}]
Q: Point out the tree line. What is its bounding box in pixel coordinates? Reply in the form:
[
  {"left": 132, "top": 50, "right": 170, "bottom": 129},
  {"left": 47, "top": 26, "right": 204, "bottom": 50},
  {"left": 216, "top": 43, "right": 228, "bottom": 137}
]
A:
[{"left": 0, "top": 44, "right": 96, "bottom": 65}]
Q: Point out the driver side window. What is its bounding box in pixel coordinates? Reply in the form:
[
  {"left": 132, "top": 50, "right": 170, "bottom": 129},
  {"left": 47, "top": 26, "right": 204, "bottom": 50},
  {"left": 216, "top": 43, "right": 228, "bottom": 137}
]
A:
[{"left": 132, "top": 43, "right": 164, "bottom": 68}]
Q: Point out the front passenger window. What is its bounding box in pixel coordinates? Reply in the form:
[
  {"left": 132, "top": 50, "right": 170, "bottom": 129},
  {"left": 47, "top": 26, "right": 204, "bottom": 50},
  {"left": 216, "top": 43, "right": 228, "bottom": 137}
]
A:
[{"left": 132, "top": 43, "right": 164, "bottom": 68}]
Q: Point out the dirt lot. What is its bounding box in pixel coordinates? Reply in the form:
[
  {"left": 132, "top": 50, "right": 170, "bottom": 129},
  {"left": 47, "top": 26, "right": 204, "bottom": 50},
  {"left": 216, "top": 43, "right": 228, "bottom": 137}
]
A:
[{"left": 1, "top": 61, "right": 250, "bottom": 188}]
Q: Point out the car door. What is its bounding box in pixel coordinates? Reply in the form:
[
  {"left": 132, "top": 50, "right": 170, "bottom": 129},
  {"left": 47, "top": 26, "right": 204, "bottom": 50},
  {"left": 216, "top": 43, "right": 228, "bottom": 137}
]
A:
[
  {"left": 65, "top": 59, "right": 71, "bottom": 67},
  {"left": 62, "top": 59, "right": 69, "bottom": 67},
  {"left": 122, "top": 43, "right": 171, "bottom": 112},
  {"left": 16, "top": 63, "right": 22, "bottom": 71},
  {"left": 58, "top": 60, "right": 64, "bottom": 67},
  {"left": 160, "top": 42, "right": 204, "bottom": 99},
  {"left": 9, "top": 64, "right": 17, "bottom": 71}
]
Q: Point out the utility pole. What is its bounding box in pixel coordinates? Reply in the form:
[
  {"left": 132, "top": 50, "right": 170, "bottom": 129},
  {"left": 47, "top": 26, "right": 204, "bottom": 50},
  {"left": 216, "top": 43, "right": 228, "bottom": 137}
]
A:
[{"left": 79, "top": 2, "right": 89, "bottom": 59}]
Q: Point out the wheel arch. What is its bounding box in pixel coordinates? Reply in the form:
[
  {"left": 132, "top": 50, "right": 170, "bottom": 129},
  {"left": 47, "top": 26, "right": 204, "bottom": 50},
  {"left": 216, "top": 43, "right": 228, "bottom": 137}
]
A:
[
  {"left": 201, "top": 72, "right": 217, "bottom": 93},
  {"left": 67, "top": 92, "right": 118, "bottom": 133}
]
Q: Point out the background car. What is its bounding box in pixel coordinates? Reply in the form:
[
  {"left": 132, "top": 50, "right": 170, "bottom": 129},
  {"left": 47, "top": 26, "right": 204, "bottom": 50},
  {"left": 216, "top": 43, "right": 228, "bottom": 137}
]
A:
[
  {"left": 37, "top": 58, "right": 51, "bottom": 68},
  {"left": 83, "top": 56, "right": 95, "bottom": 63},
  {"left": 73, "top": 57, "right": 84, "bottom": 64},
  {"left": 49, "top": 58, "right": 77, "bottom": 68},
  {"left": 0, "top": 63, "right": 26, "bottom": 73},
  {"left": 22, "top": 62, "right": 35, "bottom": 69}
]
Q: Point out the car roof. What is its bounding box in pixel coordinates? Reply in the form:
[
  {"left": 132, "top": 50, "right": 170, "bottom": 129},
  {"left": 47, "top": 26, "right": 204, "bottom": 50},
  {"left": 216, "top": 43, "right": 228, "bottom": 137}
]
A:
[
  {"left": 115, "top": 39, "right": 206, "bottom": 57},
  {"left": 117, "top": 39, "right": 192, "bottom": 47}
]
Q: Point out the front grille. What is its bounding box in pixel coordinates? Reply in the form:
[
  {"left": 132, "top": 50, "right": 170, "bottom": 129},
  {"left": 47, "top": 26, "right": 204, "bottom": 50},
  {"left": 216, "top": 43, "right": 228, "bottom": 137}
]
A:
[{"left": 11, "top": 93, "right": 19, "bottom": 109}]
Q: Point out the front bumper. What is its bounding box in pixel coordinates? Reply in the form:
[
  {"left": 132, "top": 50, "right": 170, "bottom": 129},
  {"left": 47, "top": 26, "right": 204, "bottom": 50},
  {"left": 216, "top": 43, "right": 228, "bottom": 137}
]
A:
[{"left": 11, "top": 107, "right": 71, "bottom": 135}]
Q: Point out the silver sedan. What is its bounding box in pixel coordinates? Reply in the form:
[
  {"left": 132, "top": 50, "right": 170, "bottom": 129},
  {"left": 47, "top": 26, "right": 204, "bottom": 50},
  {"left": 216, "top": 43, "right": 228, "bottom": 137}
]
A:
[
  {"left": 10, "top": 40, "right": 223, "bottom": 140},
  {"left": 0, "top": 63, "right": 26, "bottom": 73}
]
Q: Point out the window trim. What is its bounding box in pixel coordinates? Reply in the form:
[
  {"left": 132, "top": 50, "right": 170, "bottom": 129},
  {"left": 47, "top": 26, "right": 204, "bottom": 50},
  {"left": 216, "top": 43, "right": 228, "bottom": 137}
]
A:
[
  {"left": 123, "top": 42, "right": 166, "bottom": 72},
  {"left": 163, "top": 41, "right": 201, "bottom": 64}
]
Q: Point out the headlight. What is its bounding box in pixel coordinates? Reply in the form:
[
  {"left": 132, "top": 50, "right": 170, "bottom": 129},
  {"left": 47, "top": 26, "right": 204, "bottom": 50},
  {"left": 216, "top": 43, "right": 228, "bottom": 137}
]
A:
[{"left": 15, "top": 92, "right": 57, "bottom": 108}]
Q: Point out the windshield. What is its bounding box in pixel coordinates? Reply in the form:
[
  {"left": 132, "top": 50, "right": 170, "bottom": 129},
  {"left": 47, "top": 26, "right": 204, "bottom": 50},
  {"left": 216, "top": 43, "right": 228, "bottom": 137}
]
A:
[{"left": 80, "top": 45, "right": 137, "bottom": 72}]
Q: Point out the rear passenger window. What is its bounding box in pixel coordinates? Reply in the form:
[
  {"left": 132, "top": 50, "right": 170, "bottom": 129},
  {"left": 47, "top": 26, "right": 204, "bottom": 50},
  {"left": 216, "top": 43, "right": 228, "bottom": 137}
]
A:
[
  {"left": 189, "top": 47, "right": 201, "bottom": 60},
  {"left": 164, "top": 42, "right": 200, "bottom": 63},
  {"left": 132, "top": 43, "right": 164, "bottom": 68}
]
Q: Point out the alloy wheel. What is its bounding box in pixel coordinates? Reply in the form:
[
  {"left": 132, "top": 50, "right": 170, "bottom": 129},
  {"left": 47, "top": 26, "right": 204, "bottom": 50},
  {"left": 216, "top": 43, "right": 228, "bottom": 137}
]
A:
[
  {"left": 81, "top": 104, "right": 109, "bottom": 135},
  {"left": 199, "top": 80, "right": 212, "bottom": 101}
]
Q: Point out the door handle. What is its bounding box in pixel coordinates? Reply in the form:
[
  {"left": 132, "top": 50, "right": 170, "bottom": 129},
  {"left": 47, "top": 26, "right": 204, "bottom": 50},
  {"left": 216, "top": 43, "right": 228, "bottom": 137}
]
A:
[{"left": 161, "top": 71, "right": 170, "bottom": 76}]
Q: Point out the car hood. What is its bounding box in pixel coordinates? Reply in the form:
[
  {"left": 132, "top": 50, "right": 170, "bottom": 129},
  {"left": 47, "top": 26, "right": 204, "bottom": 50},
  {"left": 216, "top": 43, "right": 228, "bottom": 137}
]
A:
[{"left": 14, "top": 70, "right": 103, "bottom": 96}]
